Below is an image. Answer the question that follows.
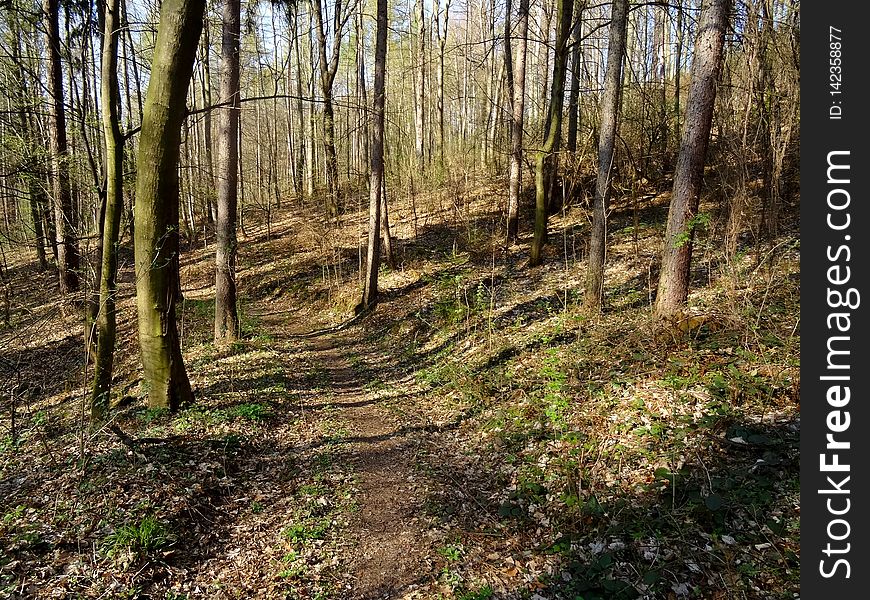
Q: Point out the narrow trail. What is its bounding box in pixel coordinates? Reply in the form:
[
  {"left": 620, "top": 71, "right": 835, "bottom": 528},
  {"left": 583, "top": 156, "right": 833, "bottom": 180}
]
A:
[{"left": 290, "top": 329, "right": 432, "bottom": 598}]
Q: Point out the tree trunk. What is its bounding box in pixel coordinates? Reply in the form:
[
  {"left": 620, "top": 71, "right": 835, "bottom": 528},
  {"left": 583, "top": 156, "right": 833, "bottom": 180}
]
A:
[
  {"left": 43, "top": 0, "right": 79, "bottom": 294},
  {"left": 505, "top": 0, "right": 529, "bottom": 243},
  {"left": 436, "top": 0, "right": 450, "bottom": 171},
  {"left": 414, "top": 0, "right": 426, "bottom": 173},
  {"left": 312, "top": 0, "right": 346, "bottom": 218},
  {"left": 360, "top": 0, "right": 387, "bottom": 312},
  {"left": 293, "top": 8, "right": 306, "bottom": 197},
  {"left": 10, "top": 18, "right": 48, "bottom": 270},
  {"left": 380, "top": 170, "right": 395, "bottom": 269},
  {"left": 673, "top": 0, "right": 684, "bottom": 150},
  {"left": 199, "top": 21, "right": 216, "bottom": 223},
  {"left": 214, "top": 0, "right": 241, "bottom": 343},
  {"left": 584, "top": 0, "right": 628, "bottom": 312},
  {"left": 91, "top": 0, "right": 125, "bottom": 420},
  {"left": 355, "top": 11, "right": 370, "bottom": 182},
  {"left": 566, "top": 1, "right": 584, "bottom": 152},
  {"left": 654, "top": 0, "right": 730, "bottom": 319},
  {"left": 134, "top": 0, "right": 204, "bottom": 410},
  {"left": 529, "top": 0, "right": 574, "bottom": 266}
]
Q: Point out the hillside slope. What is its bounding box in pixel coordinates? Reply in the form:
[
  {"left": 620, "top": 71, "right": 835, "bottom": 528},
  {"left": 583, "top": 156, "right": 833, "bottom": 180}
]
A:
[{"left": 0, "top": 178, "right": 799, "bottom": 599}]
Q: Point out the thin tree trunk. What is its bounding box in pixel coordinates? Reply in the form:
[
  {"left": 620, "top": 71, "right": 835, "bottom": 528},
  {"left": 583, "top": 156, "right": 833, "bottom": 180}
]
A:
[
  {"left": 584, "top": 0, "right": 628, "bottom": 311},
  {"left": 215, "top": 0, "right": 241, "bottom": 342},
  {"left": 199, "top": 21, "right": 216, "bottom": 223},
  {"left": 673, "top": 0, "right": 684, "bottom": 149},
  {"left": 505, "top": 0, "right": 529, "bottom": 243},
  {"left": 312, "top": 0, "right": 347, "bottom": 218},
  {"left": 356, "top": 10, "right": 370, "bottom": 181},
  {"left": 91, "top": 0, "right": 125, "bottom": 420},
  {"left": 436, "top": 0, "right": 450, "bottom": 171},
  {"left": 360, "top": 0, "right": 387, "bottom": 312},
  {"left": 293, "top": 7, "right": 306, "bottom": 196},
  {"left": 655, "top": 0, "right": 730, "bottom": 319},
  {"left": 529, "top": 0, "right": 575, "bottom": 266},
  {"left": 566, "top": 1, "right": 584, "bottom": 152},
  {"left": 11, "top": 20, "right": 48, "bottom": 270},
  {"left": 43, "top": 0, "right": 79, "bottom": 294},
  {"left": 134, "top": 0, "right": 204, "bottom": 410},
  {"left": 381, "top": 170, "right": 395, "bottom": 269},
  {"left": 414, "top": 0, "right": 426, "bottom": 173}
]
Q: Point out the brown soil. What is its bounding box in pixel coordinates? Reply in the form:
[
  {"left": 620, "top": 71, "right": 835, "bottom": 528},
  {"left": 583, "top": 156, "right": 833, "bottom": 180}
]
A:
[{"left": 281, "top": 328, "right": 431, "bottom": 599}]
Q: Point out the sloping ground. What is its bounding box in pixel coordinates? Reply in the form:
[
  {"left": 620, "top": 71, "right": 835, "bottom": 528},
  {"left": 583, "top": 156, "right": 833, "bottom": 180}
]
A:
[{"left": 0, "top": 177, "right": 799, "bottom": 599}]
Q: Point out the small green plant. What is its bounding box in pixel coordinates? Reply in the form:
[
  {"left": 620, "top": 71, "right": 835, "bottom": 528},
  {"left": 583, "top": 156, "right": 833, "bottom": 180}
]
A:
[
  {"left": 230, "top": 403, "right": 269, "bottom": 421},
  {"left": 141, "top": 407, "right": 169, "bottom": 424},
  {"left": 438, "top": 543, "right": 463, "bottom": 562},
  {"left": 457, "top": 586, "right": 494, "bottom": 600},
  {"left": 103, "top": 514, "right": 173, "bottom": 559},
  {"left": 2, "top": 505, "right": 25, "bottom": 524},
  {"left": 673, "top": 212, "right": 712, "bottom": 248},
  {"left": 282, "top": 518, "right": 331, "bottom": 543}
]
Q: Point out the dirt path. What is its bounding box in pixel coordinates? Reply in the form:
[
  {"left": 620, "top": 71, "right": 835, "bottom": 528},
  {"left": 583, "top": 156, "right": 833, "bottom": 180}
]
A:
[{"left": 300, "top": 333, "right": 431, "bottom": 599}]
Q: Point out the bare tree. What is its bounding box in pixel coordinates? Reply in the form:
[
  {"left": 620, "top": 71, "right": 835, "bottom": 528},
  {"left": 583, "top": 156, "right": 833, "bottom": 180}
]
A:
[
  {"left": 529, "top": 0, "right": 574, "bottom": 266},
  {"left": 584, "top": 0, "right": 628, "bottom": 312},
  {"left": 43, "top": 0, "right": 79, "bottom": 294},
  {"left": 505, "top": 0, "right": 529, "bottom": 244},
  {"left": 413, "top": 0, "right": 425, "bottom": 173},
  {"left": 214, "top": 0, "right": 241, "bottom": 343},
  {"left": 312, "top": 0, "right": 357, "bottom": 217},
  {"left": 359, "top": 0, "right": 387, "bottom": 312}
]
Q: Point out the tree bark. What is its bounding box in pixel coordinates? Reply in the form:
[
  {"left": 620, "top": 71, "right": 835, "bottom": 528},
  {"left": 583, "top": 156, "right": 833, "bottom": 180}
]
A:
[
  {"left": 584, "top": 0, "right": 628, "bottom": 311},
  {"left": 355, "top": 9, "right": 370, "bottom": 181},
  {"left": 199, "top": 21, "right": 216, "bottom": 223},
  {"left": 414, "top": 0, "right": 426, "bottom": 173},
  {"left": 505, "top": 0, "right": 529, "bottom": 244},
  {"left": 360, "top": 0, "right": 387, "bottom": 312},
  {"left": 214, "top": 0, "right": 241, "bottom": 343},
  {"left": 529, "top": 0, "right": 574, "bottom": 266},
  {"left": 293, "top": 6, "right": 307, "bottom": 197},
  {"left": 91, "top": 0, "right": 125, "bottom": 420},
  {"left": 43, "top": 0, "right": 79, "bottom": 294},
  {"left": 655, "top": 0, "right": 730, "bottom": 319},
  {"left": 134, "top": 0, "right": 205, "bottom": 410},
  {"left": 435, "top": 0, "right": 450, "bottom": 171},
  {"left": 312, "top": 0, "right": 348, "bottom": 218},
  {"left": 566, "top": 1, "right": 585, "bottom": 152},
  {"left": 10, "top": 16, "right": 47, "bottom": 270},
  {"left": 381, "top": 169, "right": 395, "bottom": 269}
]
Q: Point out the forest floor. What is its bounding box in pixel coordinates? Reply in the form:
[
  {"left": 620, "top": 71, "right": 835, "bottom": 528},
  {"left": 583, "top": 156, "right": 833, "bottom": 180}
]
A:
[{"left": 1, "top": 175, "right": 800, "bottom": 599}]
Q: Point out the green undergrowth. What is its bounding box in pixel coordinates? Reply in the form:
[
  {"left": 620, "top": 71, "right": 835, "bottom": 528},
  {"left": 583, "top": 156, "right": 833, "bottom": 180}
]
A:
[{"left": 392, "top": 243, "right": 800, "bottom": 598}]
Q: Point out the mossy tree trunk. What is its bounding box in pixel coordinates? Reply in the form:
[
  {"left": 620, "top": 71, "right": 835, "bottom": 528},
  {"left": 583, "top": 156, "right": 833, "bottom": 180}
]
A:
[
  {"left": 134, "top": 0, "right": 205, "bottom": 410},
  {"left": 655, "top": 0, "right": 730, "bottom": 319},
  {"left": 214, "top": 0, "right": 241, "bottom": 343},
  {"left": 583, "top": 0, "right": 628, "bottom": 312},
  {"left": 529, "top": 0, "right": 574, "bottom": 267},
  {"left": 91, "top": 0, "right": 125, "bottom": 420}
]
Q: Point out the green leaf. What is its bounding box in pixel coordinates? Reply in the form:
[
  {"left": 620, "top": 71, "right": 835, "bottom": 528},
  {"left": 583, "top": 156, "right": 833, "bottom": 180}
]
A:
[
  {"left": 643, "top": 570, "right": 660, "bottom": 585},
  {"left": 705, "top": 493, "right": 724, "bottom": 511}
]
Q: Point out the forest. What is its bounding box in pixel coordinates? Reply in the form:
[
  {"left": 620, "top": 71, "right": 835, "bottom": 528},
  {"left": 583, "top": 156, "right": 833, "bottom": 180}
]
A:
[{"left": 0, "top": 0, "right": 800, "bottom": 598}]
